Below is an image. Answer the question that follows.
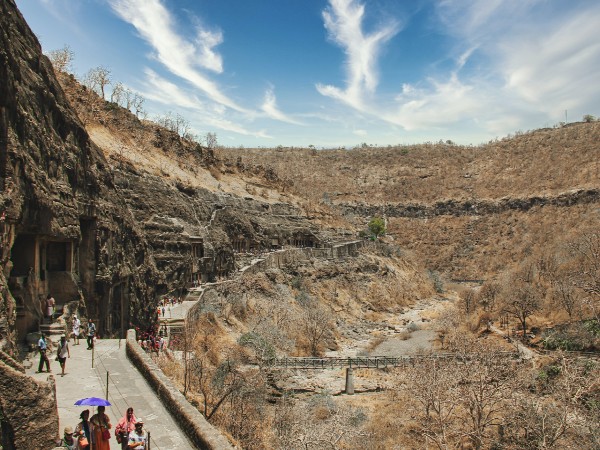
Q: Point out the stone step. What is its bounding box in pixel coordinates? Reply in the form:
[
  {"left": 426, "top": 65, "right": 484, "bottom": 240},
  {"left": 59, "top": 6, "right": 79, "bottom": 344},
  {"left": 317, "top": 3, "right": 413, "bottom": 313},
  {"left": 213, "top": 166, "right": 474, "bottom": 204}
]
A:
[{"left": 40, "top": 323, "right": 66, "bottom": 336}]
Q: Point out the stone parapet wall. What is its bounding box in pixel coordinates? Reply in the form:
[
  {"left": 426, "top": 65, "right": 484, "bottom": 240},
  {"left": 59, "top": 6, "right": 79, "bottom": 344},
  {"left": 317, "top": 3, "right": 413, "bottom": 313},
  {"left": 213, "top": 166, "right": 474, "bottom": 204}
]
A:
[
  {"left": 125, "top": 329, "right": 233, "bottom": 450},
  {"left": 241, "top": 241, "right": 363, "bottom": 275}
]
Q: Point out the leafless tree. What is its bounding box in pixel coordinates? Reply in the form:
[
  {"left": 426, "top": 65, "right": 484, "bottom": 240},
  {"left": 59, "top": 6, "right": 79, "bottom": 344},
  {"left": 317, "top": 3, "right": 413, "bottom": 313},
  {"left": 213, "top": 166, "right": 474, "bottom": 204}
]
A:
[
  {"left": 84, "top": 66, "right": 111, "bottom": 100},
  {"left": 110, "top": 81, "right": 124, "bottom": 104},
  {"left": 567, "top": 232, "right": 600, "bottom": 324},
  {"left": 552, "top": 280, "right": 580, "bottom": 321},
  {"left": 205, "top": 132, "right": 218, "bottom": 149},
  {"left": 500, "top": 264, "right": 543, "bottom": 338},
  {"left": 459, "top": 288, "right": 477, "bottom": 314},
  {"left": 301, "top": 301, "right": 332, "bottom": 356},
  {"left": 478, "top": 281, "right": 500, "bottom": 311},
  {"left": 404, "top": 358, "right": 461, "bottom": 449},
  {"left": 47, "top": 45, "right": 74, "bottom": 73},
  {"left": 457, "top": 351, "right": 517, "bottom": 449}
]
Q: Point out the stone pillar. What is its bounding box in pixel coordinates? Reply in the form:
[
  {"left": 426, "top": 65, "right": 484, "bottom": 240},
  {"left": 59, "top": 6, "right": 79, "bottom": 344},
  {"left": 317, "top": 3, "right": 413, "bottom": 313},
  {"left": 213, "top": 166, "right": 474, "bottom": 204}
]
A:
[{"left": 345, "top": 367, "right": 354, "bottom": 395}]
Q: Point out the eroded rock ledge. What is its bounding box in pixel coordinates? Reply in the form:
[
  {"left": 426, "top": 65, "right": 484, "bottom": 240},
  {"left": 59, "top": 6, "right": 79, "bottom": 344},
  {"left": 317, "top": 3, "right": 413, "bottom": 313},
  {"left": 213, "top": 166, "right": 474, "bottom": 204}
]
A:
[{"left": 337, "top": 188, "right": 600, "bottom": 218}]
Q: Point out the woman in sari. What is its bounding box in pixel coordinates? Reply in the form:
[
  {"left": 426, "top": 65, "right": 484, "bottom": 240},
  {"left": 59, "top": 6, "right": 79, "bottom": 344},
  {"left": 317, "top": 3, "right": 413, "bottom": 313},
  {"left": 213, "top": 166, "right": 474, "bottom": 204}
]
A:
[
  {"left": 90, "top": 405, "right": 112, "bottom": 450},
  {"left": 114, "top": 407, "right": 136, "bottom": 450},
  {"left": 74, "top": 409, "right": 91, "bottom": 450}
]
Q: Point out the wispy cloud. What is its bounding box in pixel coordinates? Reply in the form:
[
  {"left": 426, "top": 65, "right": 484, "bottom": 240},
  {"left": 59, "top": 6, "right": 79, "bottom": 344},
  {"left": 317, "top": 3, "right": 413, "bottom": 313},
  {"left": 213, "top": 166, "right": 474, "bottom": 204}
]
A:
[
  {"left": 261, "top": 86, "right": 304, "bottom": 125},
  {"left": 137, "top": 69, "right": 269, "bottom": 138},
  {"left": 317, "top": 0, "right": 600, "bottom": 137},
  {"left": 108, "top": 0, "right": 246, "bottom": 113},
  {"left": 316, "top": 0, "right": 400, "bottom": 109},
  {"left": 140, "top": 69, "right": 203, "bottom": 109}
]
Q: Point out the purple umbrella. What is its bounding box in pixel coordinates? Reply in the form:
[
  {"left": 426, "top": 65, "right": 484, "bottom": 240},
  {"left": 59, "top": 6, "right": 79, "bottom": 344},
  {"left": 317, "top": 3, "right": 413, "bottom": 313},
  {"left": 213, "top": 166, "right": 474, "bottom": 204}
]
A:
[{"left": 74, "top": 397, "right": 111, "bottom": 406}]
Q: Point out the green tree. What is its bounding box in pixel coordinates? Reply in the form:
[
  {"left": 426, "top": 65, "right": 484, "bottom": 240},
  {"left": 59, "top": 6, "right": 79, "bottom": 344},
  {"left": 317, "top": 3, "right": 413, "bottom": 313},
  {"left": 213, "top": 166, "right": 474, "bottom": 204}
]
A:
[
  {"left": 368, "top": 216, "right": 386, "bottom": 239},
  {"left": 583, "top": 114, "right": 596, "bottom": 123}
]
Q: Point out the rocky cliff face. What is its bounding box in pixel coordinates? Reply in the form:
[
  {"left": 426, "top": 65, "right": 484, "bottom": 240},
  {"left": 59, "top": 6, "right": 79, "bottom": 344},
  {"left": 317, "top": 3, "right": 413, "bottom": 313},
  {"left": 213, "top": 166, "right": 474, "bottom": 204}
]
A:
[
  {"left": 0, "top": 1, "right": 161, "bottom": 444},
  {"left": 0, "top": 0, "right": 160, "bottom": 347}
]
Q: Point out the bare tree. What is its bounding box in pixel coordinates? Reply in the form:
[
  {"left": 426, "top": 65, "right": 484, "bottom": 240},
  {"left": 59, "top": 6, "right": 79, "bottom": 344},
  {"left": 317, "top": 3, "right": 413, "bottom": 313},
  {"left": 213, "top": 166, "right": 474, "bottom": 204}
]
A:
[
  {"left": 459, "top": 288, "right": 477, "bottom": 314},
  {"left": 503, "top": 399, "right": 570, "bottom": 449},
  {"left": 457, "top": 350, "right": 517, "bottom": 450},
  {"left": 47, "top": 45, "right": 74, "bottom": 73},
  {"left": 205, "top": 132, "right": 218, "bottom": 149},
  {"left": 552, "top": 280, "right": 580, "bottom": 321},
  {"left": 478, "top": 281, "right": 500, "bottom": 311},
  {"left": 84, "top": 66, "right": 111, "bottom": 100},
  {"left": 110, "top": 81, "right": 124, "bottom": 105},
  {"left": 500, "top": 264, "right": 543, "bottom": 338},
  {"left": 132, "top": 93, "right": 145, "bottom": 118},
  {"left": 404, "top": 358, "right": 461, "bottom": 449},
  {"left": 567, "top": 232, "right": 600, "bottom": 324},
  {"left": 300, "top": 301, "right": 332, "bottom": 356}
]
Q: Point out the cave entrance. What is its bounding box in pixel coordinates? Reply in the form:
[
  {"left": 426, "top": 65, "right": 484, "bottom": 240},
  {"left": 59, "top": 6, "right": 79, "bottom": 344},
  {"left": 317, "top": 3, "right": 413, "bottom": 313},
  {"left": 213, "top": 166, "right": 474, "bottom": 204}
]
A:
[
  {"left": 44, "top": 240, "right": 79, "bottom": 306},
  {"left": 9, "top": 234, "right": 36, "bottom": 277},
  {"left": 109, "top": 280, "right": 128, "bottom": 338},
  {"left": 232, "top": 237, "right": 248, "bottom": 253},
  {"left": 78, "top": 218, "right": 96, "bottom": 309},
  {"left": 9, "top": 234, "right": 39, "bottom": 341},
  {"left": 190, "top": 237, "right": 204, "bottom": 286}
]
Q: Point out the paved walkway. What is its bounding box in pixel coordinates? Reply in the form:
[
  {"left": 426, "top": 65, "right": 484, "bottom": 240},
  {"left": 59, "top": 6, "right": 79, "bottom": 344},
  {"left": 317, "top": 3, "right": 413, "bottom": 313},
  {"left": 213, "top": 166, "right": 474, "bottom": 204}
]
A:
[{"left": 26, "top": 338, "right": 195, "bottom": 449}]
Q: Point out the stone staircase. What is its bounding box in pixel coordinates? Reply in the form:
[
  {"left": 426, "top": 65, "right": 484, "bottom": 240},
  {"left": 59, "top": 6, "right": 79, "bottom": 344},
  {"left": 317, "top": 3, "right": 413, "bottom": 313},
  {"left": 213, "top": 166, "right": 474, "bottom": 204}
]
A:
[{"left": 39, "top": 321, "right": 66, "bottom": 343}]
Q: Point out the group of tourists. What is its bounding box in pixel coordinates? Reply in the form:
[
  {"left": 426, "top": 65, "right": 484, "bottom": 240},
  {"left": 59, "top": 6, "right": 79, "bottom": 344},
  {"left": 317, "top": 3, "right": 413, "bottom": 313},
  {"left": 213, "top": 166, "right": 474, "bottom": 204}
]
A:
[
  {"left": 59, "top": 407, "right": 149, "bottom": 449},
  {"left": 137, "top": 326, "right": 165, "bottom": 354}
]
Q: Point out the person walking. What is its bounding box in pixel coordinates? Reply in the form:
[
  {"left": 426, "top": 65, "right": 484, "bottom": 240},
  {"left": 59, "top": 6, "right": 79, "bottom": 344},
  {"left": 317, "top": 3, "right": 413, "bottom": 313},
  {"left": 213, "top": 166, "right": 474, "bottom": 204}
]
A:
[
  {"left": 56, "top": 334, "right": 70, "bottom": 376},
  {"left": 74, "top": 409, "right": 91, "bottom": 450},
  {"left": 37, "top": 333, "right": 50, "bottom": 373},
  {"left": 46, "top": 294, "right": 56, "bottom": 323},
  {"left": 115, "top": 407, "right": 137, "bottom": 450},
  {"left": 72, "top": 314, "right": 81, "bottom": 345},
  {"left": 87, "top": 318, "right": 96, "bottom": 350},
  {"left": 127, "top": 418, "right": 148, "bottom": 449},
  {"left": 90, "top": 405, "right": 112, "bottom": 450}
]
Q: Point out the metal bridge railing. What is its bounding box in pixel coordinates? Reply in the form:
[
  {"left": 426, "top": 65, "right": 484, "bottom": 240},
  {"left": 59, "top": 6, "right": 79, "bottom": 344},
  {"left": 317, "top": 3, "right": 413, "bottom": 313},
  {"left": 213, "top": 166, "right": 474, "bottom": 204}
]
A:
[{"left": 261, "top": 352, "right": 520, "bottom": 370}]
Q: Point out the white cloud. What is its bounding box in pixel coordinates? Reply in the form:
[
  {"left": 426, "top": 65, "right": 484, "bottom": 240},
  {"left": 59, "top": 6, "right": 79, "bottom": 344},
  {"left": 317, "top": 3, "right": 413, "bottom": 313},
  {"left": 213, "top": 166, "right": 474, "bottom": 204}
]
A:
[
  {"left": 195, "top": 28, "right": 224, "bottom": 73},
  {"left": 261, "top": 87, "right": 304, "bottom": 125},
  {"left": 501, "top": 9, "right": 600, "bottom": 114},
  {"left": 108, "top": 0, "right": 247, "bottom": 113},
  {"left": 316, "top": 0, "right": 400, "bottom": 109},
  {"left": 316, "top": 0, "right": 600, "bottom": 138},
  {"left": 140, "top": 69, "right": 203, "bottom": 109}
]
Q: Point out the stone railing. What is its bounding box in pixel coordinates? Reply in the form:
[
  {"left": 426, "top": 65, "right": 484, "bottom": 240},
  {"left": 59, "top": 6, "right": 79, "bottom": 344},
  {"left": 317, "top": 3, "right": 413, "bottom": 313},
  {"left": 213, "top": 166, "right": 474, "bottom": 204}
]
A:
[
  {"left": 125, "top": 329, "right": 233, "bottom": 450},
  {"left": 240, "top": 240, "right": 363, "bottom": 275}
]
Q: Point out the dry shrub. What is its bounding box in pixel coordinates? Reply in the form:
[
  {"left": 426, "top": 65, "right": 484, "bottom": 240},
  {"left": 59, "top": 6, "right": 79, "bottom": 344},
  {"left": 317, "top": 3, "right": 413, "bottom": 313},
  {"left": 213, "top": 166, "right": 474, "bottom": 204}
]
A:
[
  {"left": 313, "top": 405, "right": 333, "bottom": 421},
  {"left": 157, "top": 357, "right": 184, "bottom": 386},
  {"left": 465, "top": 309, "right": 492, "bottom": 333},
  {"left": 398, "top": 330, "right": 412, "bottom": 341}
]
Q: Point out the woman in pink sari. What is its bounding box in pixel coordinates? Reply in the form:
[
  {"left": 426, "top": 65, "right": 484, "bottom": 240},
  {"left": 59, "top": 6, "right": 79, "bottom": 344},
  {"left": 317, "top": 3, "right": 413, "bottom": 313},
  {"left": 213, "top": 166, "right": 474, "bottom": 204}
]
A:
[{"left": 114, "top": 407, "right": 136, "bottom": 450}]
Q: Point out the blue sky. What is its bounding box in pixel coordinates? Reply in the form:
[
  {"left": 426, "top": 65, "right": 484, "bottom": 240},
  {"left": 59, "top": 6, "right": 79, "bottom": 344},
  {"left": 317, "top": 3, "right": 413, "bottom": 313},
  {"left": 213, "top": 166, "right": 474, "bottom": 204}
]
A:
[{"left": 15, "top": 0, "right": 600, "bottom": 148}]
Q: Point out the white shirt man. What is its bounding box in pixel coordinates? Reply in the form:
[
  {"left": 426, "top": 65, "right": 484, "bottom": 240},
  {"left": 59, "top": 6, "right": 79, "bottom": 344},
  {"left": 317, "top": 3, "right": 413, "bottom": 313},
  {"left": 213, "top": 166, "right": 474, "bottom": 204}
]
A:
[{"left": 128, "top": 419, "right": 147, "bottom": 449}]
